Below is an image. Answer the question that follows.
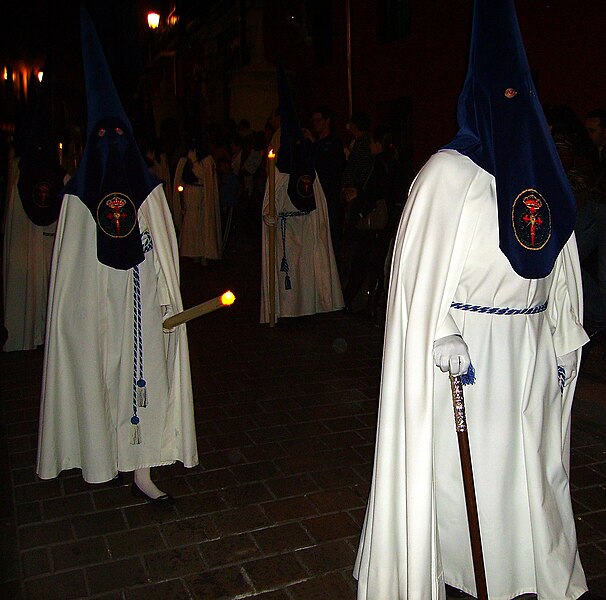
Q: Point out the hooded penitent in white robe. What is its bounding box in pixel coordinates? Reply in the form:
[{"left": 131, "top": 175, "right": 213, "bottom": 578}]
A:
[
  {"left": 2, "top": 157, "right": 57, "bottom": 352},
  {"left": 354, "top": 150, "right": 589, "bottom": 600},
  {"left": 172, "top": 155, "right": 222, "bottom": 260},
  {"left": 37, "top": 184, "right": 198, "bottom": 483},
  {"left": 260, "top": 169, "right": 344, "bottom": 323}
]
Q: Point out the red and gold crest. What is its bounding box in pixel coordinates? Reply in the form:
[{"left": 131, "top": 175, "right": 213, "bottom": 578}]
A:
[
  {"left": 96, "top": 192, "right": 137, "bottom": 239},
  {"left": 511, "top": 188, "right": 551, "bottom": 251}
]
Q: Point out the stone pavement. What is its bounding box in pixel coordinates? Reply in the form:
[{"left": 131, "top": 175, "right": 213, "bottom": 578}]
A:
[{"left": 1, "top": 232, "right": 606, "bottom": 600}]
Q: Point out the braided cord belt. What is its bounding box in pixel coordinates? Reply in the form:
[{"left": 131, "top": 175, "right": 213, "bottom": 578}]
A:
[
  {"left": 278, "top": 211, "right": 309, "bottom": 290},
  {"left": 130, "top": 231, "right": 154, "bottom": 445},
  {"left": 450, "top": 300, "right": 548, "bottom": 315}
]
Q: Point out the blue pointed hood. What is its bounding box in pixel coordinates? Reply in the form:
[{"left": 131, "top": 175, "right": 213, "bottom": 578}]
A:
[
  {"left": 275, "top": 65, "right": 316, "bottom": 213},
  {"left": 63, "top": 7, "right": 160, "bottom": 271},
  {"left": 443, "top": 0, "right": 575, "bottom": 279}
]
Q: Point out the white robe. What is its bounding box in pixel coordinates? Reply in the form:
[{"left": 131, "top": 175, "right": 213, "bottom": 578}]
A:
[
  {"left": 354, "top": 150, "right": 589, "bottom": 600},
  {"left": 172, "top": 155, "right": 222, "bottom": 260},
  {"left": 37, "top": 184, "right": 198, "bottom": 483},
  {"left": 260, "top": 169, "right": 344, "bottom": 323},
  {"left": 2, "top": 158, "right": 57, "bottom": 352}
]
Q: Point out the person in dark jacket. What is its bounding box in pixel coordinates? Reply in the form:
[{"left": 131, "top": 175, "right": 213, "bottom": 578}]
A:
[{"left": 343, "top": 127, "right": 405, "bottom": 318}]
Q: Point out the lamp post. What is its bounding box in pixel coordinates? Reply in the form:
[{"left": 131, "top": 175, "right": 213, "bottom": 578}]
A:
[{"left": 147, "top": 12, "right": 160, "bottom": 64}]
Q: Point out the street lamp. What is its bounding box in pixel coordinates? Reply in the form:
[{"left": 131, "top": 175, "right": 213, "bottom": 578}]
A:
[{"left": 147, "top": 12, "right": 160, "bottom": 30}]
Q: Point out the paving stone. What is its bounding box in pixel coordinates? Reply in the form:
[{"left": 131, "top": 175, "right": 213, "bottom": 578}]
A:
[
  {"left": 575, "top": 486, "right": 606, "bottom": 513},
  {"left": 146, "top": 545, "right": 206, "bottom": 580},
  {"left": 265, "top": 474, "right": 320, "bottom": 499},
  {"left": 16, "top": 501, "right": 42, "bottom": 525},
  {"left": 307, "top": 487, "right": 366, "bottom": 513},
  {"left": 21, "top": 548, "right": 51, "bottom": 578},
  {"left": 295, "top": 539, "right": 357, "bottom": 575},
  {"left": 52, "top": 536, "right": 110, "bottom": 570},
  {"left": 302, "top": 513, "right": 360, "bottom": 543},
  {"left": 213, "top": 505, "right": 270, "bottom": 537},
  {"left": 579, "top": 543, "right": 606, "bottom": 577},
  {"left": 252, "top": 522, "right": 314, "bottom": 554},
  {"left": 87, "top": 556, "right": 148, "bottom": 594},
  {"left": 162, "top": 515, "right": 218, "bottom": 547},
  {"left": 19, "top": 518, "right": 73, "bottom": 549},
  {"left": 14, "top": 478, "right": 62, "bottom": 504},
  {"left": 261, "top": 495, "right": 319, "bottom": 523},
  {"left": 24, "top": 569, "right": 88, "bottom": 600},
  {"left": 124, "top": 578, "right": 192, "bottom": 600},
  {"left": 188, "top": 468, "right": 239, "bottom": 492},
  {"left": 106, "top": 526, "right": 166, "bottom": 559},
  {"left": 242, "top": 553, "right": 307, "bottom": 592},
  {"left": 72, "top": 509, "right": 126, "bottom": 538},
  {"left": 240, "top": 591, "right": 290, "bottom": 600},
  {"left": 221, "top": 482, "right": 274, "bottom": 508},
  {"left": 185, "top": 565, "right": 253, "bottom": 599},
  {"left": 239, "top": 442, "right": 287, "bottom": 463},
  {"left": 198, "top": 532, "right": 261, "bottom": 567},
  {"left": 230, "top": 461, "right": 280, "bottom": 484},
  {"left": 43, "top": 492, "right": 95, "bottom": 519},
  {"left": 123, "top": 502, "right": 179, "bottom": 528},
  {"left": 175, "top": 490, "right": 226, "bottom": 518}
]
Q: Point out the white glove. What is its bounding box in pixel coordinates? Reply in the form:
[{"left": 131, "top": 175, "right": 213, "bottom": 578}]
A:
[
  {"left": 263, "top": 214, "right": 277, "bottom": 227},
  {"left": 557, "top": 350, "right": 578, "bottom": 386},
  {"left": 433, "top": 334, "right": 471, "bottom": 377}
]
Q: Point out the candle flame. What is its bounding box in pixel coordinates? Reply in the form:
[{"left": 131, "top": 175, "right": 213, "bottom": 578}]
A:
[
  {"left": 268, "top": 149, "right": 275, "bottom": 159},
  {"left": 177, "top": 185, "right": 184, "bottom": 192},
  {"left": 59, "top": 142, "right": 63, "bottom": 150},
  {"left": 221, "top": 291, "right": 236, "bottom": 306}
]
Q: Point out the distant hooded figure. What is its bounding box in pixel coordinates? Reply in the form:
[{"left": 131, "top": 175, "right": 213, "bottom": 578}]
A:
[
  {"left": 37, "top": 8, "right": 197, "bottom": 504},
  {"left": 354, "top": 1, "right": 589, "bottom": 599},
  {"left": 2, "top": 56, "right": 67, "bottom": 352},
  {"left": 260, "top": 66, "right": 343, "bottom": 322},
  {"left": 172, "top": 138, "right": 222, "bottom": 263}
]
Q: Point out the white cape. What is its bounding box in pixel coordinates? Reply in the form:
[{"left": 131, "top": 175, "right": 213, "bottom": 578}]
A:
[
  {"left": 2, "top": 158, "right": 57, "bottom": 352},
  {"left": 260, "top": 169, "right": 344, "bottom": 323},
  {"left": 354, "top": 150, "right": 589, "bottom": 600},
  {"left": 173, "top": 155, "right": 222, "bottom": 260},
  {"left": 37, "top": 184, "right": 198, "bottom": 483}
]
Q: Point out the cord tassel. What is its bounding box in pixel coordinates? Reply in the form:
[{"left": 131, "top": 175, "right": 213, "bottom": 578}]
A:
[
  {"left": 461, "top": 362, "right": 476, "bottom": 386},
  {"left": 130, "top": 416, "right": 142, "bottom": 445},
  {"left": 136, "top": 379, "right": 147, "bottom": 407}
]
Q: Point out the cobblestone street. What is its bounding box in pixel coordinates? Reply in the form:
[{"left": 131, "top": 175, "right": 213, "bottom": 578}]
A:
[{"left": 2, "top": 233, "right": 606, "bottom": 599}]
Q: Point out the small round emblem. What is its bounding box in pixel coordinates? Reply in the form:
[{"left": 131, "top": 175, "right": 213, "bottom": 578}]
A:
[
  {"left": 511, "top": 189, "right": 551, "bottom": 250},
  {"left": 296, "top": 175, "right": 314, "bottom": 198},
  {"left": 504, "top": 88, "right": 517, "bottom": 99},
  {"left": 96, "top": 192, "right": 137, "bottom": 239},
  {"left": 33, "top": 181, "right": 52, "bottom": 208}
]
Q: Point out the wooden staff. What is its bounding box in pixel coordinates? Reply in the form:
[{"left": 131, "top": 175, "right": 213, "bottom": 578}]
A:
[
  {"left": 267, "top": 149, "right": 277, "bottom": 327},
  {"left": 163, "top": 291, "right": 235, "bottom": 329},
  {"left": 449, "top": 374, "right": 488, "bottom": 600}
]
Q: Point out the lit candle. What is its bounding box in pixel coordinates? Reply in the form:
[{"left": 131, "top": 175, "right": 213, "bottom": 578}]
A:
[
  {"left": 163, "top": 291, "right": 236, "bottom": 329},
  {"left": 58, "top": 142, "right": 63, "bottom": 166},
  {"left": 267, "top": 149, "right": 276, "bottom": 327}
]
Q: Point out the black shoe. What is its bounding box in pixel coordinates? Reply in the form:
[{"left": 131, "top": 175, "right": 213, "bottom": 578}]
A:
[
  {"left": 110, "top": 472, "right": 125, "bottom": 487},
  {"left": 445, "top": 585, "right": 469, "bottom": 598},
  {"left": 131, "top": 482, "right": 175, "bottom": 507}
]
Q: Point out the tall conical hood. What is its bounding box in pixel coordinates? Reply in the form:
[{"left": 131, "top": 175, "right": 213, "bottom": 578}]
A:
[
  {"left": 443, "top": 0, "right": 575, "bottom": 279},
  {"left": 275, "top": 65, "right": 316, "bottom": 213},
  {"left": 63, "top": 7, "right": 160, "bottom": 271},
  {"left": 80, "top": 5, "right": 131, "bottom": 140},
  {"left": 17, "top": 54, "right": 66, "bottom": 226}
]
